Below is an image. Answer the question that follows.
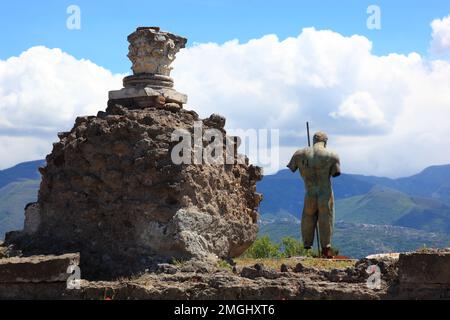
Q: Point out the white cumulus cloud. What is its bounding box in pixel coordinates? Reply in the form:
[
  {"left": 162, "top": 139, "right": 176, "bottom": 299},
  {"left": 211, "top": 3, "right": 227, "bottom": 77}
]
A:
[
  {"left": 330, "top": 91, "right": 387, "bottom": 129},
  {"left": 173, "top": 27, "right": 450, "bottom": 177},
  {"left": 430, "top": 14, "right": 450, "bottom": 56},
  {"left": 2, "top": 23, "right": 450, "bottom": 178},
  {"left": 0, "top": 46, "right": 123, "bottom": 169}
]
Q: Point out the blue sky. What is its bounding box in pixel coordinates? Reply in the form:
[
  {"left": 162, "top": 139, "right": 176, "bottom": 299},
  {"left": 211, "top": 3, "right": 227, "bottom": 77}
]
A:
[
  {"left": 1, "top": 1, "right": 450, "bottom": 176},
  {"left": 2, "top": 0, "right": 450, "bottom": 73}
]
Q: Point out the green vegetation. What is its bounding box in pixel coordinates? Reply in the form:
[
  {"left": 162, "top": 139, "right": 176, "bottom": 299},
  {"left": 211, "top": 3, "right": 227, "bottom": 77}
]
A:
[
  {"left": 336, "top": 186, "right": 416, "bottom": 225},
  {"left": 281, "top": 236, "right": 307, "bottom": 257},
  {"left": 235, "top": 256, "right": 356, "bottom": 270},
  {"left": 243, "top": 236, "right": 282, "bottom": 258},
  {"left": 216, "top": 259, "right": 233, "bottom": 270},
  {"left": 242, "top": 236, "right": 338, "bottom": 259},
  {"left": 259, "top": 220, "right": 450, "bottom": 258},
  {"left": 2, "top": 161, "right": 450, "bottom": 260},
  {"left": 169, "top": 257, "right": 185, "bottom": 266},
  {"left": 259, "top": 167, "right": 450, "bottom": 236}
]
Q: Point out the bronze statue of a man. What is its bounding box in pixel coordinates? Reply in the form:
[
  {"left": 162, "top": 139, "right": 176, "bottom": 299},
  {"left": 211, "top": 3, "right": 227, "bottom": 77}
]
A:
[{"left": 287, "top": 131, "right": 341, "bottom": 258}]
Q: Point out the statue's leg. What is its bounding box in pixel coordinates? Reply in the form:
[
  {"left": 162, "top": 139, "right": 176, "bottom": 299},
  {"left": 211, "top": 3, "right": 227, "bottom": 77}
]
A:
[
  {"left": 318, "top": 193, "right": 334, "bottom": 249},
  {"left": 301, "top": 193, "right": 318, "bottom": 248}
]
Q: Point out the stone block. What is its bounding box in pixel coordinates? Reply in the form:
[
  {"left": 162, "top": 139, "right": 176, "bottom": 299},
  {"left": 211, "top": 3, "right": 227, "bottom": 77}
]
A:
[
  {"left": 398, "top": 252, "right": 450, "bottom": 284},
  {"left": 398, "top": 251, "right": 450, "bottom": 299},
  {"left": 0, "top": 253, "right": 80, "bottom": 283}
]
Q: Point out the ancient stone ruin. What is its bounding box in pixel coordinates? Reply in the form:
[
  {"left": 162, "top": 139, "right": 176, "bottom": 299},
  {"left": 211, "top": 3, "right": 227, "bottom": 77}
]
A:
[
  {"left": 1, "top": 27, "right": 450, "bottom": 300},
  {"left": 5, "top": 27, "right": 263, "bottom": 278},
  {"left": 2, "top": 247, "right": 450, "bottom": 299}
]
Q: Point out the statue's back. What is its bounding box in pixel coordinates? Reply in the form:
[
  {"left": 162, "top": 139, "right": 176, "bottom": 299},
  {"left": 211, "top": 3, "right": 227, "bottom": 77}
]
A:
[{"left": 292, "top": 146, "right": 339, "bottom": 192}]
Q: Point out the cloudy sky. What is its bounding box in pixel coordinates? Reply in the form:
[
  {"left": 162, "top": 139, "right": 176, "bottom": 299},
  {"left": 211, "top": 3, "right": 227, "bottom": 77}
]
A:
[{"left": 1, "top": 1, "right": 450, "bottom": 177}]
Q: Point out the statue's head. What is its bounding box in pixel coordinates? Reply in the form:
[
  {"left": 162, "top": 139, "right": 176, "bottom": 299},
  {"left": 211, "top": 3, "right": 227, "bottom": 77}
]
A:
[{"left": 313, "top": 131, "right": 328, "bottom": 147}]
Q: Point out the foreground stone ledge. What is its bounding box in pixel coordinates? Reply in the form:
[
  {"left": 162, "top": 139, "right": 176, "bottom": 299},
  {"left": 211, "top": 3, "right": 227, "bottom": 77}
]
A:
[
  {"left": 398, "top": 251, "right": 450, "bottom": 285},
  {"left": 397, "top": 251, "right": 450, "bottom": 299},
  {"left": 1, "top": 253, "right": 449, "bottom": 300},
  {"left": 0, "top": 282, "right": 71, "bottom": 300},
  {"left": 0, "top": 258, "right": 388, "bottom": 300},
  {"left": 0, "top": 253, "right": 80, "bottom": 283}
]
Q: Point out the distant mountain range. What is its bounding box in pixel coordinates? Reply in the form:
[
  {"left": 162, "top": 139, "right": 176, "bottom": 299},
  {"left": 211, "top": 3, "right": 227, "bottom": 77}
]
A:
[
  {"left": 258, "top": 166, "right": 450, "bottom": 233},
  {"left": 0, "top": 160, "right": 44, "bottom": 189},
  {"left": 351, "top": 165, "right": 450, "bottom": 205},
  {"left": 257, "top": 165, "right": 450, "bottom": 257},
  {"left": 337, "top": 186, "right": 450, "bottom": 234},
  {"left": 259, "top": 220, "right": 450, "bottom": 258},
  {"left": 0, "top": 180, "right": 40, "bottom": 238},
  {"left": 0, "top": 160, "right": 44, "bottom": 238},
  {"left": 1, "top": 160, "right": 450, "bottom": 258}
]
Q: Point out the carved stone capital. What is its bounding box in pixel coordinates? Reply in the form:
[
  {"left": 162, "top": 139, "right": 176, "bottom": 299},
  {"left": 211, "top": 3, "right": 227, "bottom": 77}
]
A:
[
  {"left": 127, "top": 27, "right": 187, "bottom": 76},
  {"left": 109, "top": 27, "right": 188, "bottom": 108}
]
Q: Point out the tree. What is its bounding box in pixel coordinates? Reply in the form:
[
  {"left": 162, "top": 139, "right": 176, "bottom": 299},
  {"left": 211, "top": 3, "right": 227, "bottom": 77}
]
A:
[
  {"left": 281, "top": 237, "right": 307, "bottom": 257},
  {"left": 243, "top": 236, "right": 281, "bottom": 258}
]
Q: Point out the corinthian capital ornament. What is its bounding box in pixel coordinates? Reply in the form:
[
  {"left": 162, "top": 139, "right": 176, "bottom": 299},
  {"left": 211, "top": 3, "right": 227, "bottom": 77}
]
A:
[
  {"left": 109, "top": 27, "right": 188, "bottom": 108},
  {"left": 127, "top": 27, "right": 187, "bottom": 76}
]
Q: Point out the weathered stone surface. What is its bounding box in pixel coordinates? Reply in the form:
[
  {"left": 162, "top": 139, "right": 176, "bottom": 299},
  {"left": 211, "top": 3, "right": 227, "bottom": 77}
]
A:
[
  {"left": 2, "top": 252, "right": 450, "bottom": 299},
  {"left": 0, "top": 245, "right": 7, "bottom": 259},
  {"left": 108, "top": 86, "right": 161, "bottom": 100},
  {"left": 280, "top": 263, "right": 290, "bottom": 272},
  {"left": 203, "top": 114, "right": 226, "bottom": 129},
  {"left": 354, "top": 257, "right": 399, "bottom": 284},
  {"left": 5, "top": 27, "right": 262, "bottom": 280},
  {"left": 240, "top": 264, "right": 283, "bottom": 280},
  {"left": 398, "top": 283, "right": 450, "bottom": 300},
  {"left": 6, "top": 104, "right": 262, "bottom": 279},
  {"left": 0, "top": 282, "right": 71, "bottom": 300},
  {"left": 294, "top": 262, "right": 304, "bottom": 273},
  {"left": 108, "top": 87, "right": 187, "bottom": 108},
  {"left": 155, "top": 263, "right": 178, "bottom": 275},
  {"left": 0, "top": 242, "right": 21, "bottom": 259},
  {"left": 127, "top": 27, "right": 187, "bottom": 76},
  {"left": 397, "top": 250, "right": 450, "bottom": 298},
  {"left": 23, "top": 202, "right": 41, "bottom": 235},
  {"left": 34, "top": 262, "right": 383, "bottom": 300},
  {"left": 0, "top": 253, "right": 79, "bottom": 283},
  {"left": 398, "top": 251, "right": 450, "bottom": 284},
  {"left": 0, "top": 258, "right": 383, "bottom": 300}
]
